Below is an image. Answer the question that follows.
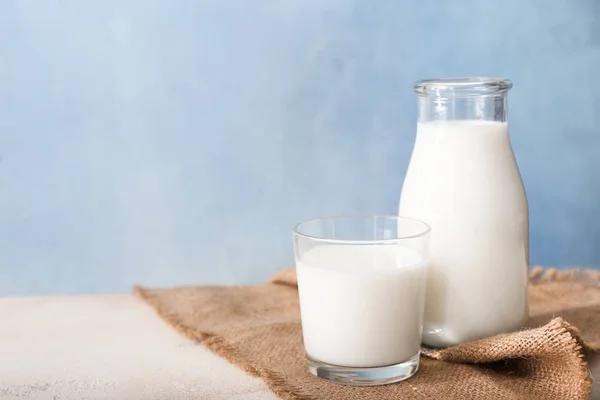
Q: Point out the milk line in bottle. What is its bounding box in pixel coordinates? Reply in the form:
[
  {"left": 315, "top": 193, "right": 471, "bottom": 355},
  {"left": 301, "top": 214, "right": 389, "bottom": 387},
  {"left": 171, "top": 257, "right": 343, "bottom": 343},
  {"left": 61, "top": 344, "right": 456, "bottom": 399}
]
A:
[{"left": 399, "top": 78, "right": 529, "bottom": 347}]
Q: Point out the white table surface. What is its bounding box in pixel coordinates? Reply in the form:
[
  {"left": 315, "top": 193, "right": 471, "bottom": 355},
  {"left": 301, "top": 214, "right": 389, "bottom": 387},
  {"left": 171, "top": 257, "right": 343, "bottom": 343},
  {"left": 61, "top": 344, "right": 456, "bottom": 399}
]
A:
[{"left": 0, "top": 295, "right": 598, "bottom": 399}]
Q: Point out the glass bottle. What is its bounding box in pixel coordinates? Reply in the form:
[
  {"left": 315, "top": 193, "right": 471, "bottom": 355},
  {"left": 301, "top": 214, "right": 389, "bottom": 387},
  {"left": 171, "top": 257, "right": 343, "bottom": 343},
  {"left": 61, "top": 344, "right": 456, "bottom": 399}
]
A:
[{"left": 399, "top": 78, "right": 529, "bottom": 347}]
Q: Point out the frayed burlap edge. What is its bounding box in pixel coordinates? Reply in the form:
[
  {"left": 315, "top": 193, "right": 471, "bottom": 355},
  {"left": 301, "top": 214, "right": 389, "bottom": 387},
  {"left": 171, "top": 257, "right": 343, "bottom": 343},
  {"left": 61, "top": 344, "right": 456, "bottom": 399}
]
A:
[
  {"left": 424, "top": 317, "right": 592, "bottom": 398},
  {"left": 525, "top": 266, "right": 597, "bottom": 398},
  {"left": 559, "top": 320, "right": 594, "bottom": 398},
  {"left": 132, "top": 286, "right": 318, "bottom": 400},
  {"left": 134, "top": 266, "right": 599, "bottom": 400},
  {"left": 529, "top": 266, "right": 600, "bottom": 286}
]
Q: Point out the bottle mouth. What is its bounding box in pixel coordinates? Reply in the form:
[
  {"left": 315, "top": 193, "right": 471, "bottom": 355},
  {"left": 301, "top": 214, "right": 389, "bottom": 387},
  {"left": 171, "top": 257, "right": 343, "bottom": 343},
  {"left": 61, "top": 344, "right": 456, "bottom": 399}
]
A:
[{"left": 413, "top": 77, "right": 512, "bottom": 97}]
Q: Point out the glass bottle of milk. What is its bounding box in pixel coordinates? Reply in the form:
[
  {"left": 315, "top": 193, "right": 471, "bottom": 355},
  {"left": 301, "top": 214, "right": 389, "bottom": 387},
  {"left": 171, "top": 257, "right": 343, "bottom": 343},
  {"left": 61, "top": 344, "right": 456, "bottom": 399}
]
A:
[{"left": 399, "top": 78, "right": 529, "bottom": 347}]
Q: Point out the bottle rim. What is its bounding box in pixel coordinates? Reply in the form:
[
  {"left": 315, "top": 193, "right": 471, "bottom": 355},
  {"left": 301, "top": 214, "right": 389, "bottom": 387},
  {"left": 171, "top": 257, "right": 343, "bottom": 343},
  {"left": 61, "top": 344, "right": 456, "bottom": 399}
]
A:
[{"left": 413, "top": 77, "right": 512, "bottom": 97}]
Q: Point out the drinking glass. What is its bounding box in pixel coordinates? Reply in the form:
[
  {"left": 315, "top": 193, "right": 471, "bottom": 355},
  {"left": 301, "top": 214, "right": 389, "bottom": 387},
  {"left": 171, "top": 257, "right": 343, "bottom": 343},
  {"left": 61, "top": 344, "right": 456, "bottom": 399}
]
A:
[{"left": 293, "top": 214, "right": 430, "bottom": 386}]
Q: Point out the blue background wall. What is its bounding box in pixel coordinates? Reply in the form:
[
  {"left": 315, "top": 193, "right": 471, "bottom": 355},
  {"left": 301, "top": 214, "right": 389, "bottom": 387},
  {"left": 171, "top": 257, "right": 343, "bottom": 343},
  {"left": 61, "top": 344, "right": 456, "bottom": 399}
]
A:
[{"left": 1, "top": 0, "right": 599, "bottom": 295}]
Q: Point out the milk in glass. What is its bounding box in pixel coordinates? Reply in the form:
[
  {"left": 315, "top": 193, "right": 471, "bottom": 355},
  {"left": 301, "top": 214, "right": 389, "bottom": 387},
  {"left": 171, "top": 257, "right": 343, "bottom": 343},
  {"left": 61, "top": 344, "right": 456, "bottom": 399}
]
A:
[{"left": 297, "top": 244, "right": 426, "bottom": 367}]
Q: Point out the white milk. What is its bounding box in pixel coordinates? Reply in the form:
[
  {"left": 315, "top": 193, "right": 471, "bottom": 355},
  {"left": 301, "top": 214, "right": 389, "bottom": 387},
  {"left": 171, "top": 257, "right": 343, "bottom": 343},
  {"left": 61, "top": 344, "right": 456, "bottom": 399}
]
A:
[
  {"left": 296, "top": 244, "right": 426, "bottom": 368},
  {"left": 399, "top": 120, "right": 529, "bottom": 347}
]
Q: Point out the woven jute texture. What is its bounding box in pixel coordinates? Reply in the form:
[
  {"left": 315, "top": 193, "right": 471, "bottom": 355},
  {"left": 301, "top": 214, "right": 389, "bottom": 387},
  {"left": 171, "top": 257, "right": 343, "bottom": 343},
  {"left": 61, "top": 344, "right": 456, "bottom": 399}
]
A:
[{"left": 134, "top": 267, "right": 600, "bottom": 399}]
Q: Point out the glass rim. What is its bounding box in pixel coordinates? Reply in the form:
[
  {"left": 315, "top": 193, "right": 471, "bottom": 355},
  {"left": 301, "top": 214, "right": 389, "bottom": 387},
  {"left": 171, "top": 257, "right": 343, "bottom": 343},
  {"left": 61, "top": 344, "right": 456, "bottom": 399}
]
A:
[
  {"left": 413, "top": 77, "right": 512, "bottom": 97},
  {"left": 292, "top": 213, "right": 431, "bottom": 245}
]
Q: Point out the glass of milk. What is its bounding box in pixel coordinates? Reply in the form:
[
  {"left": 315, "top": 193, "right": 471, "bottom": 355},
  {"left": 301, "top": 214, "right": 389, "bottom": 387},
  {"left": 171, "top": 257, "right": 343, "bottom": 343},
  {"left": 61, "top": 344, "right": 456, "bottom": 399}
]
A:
[{"left": 293, "top": 214, "right": 430, "bottom": 386}]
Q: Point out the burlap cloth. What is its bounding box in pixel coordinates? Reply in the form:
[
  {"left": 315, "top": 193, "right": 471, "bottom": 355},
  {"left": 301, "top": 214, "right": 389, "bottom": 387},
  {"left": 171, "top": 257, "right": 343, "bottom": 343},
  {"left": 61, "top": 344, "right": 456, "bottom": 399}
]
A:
[{"left": 134, "top": 267, "right": 600, "bottom": 399}]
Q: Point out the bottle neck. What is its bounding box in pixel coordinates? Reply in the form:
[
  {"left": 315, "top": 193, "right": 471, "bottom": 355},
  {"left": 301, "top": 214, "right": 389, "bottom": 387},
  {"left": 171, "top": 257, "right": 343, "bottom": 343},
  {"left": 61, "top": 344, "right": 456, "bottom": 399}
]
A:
[
  {"left": 417, "top": 94, "right": 508, "bottom": 123},
  {"left": 413, "top": 78, "right": 511, "bottom": 123}
]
